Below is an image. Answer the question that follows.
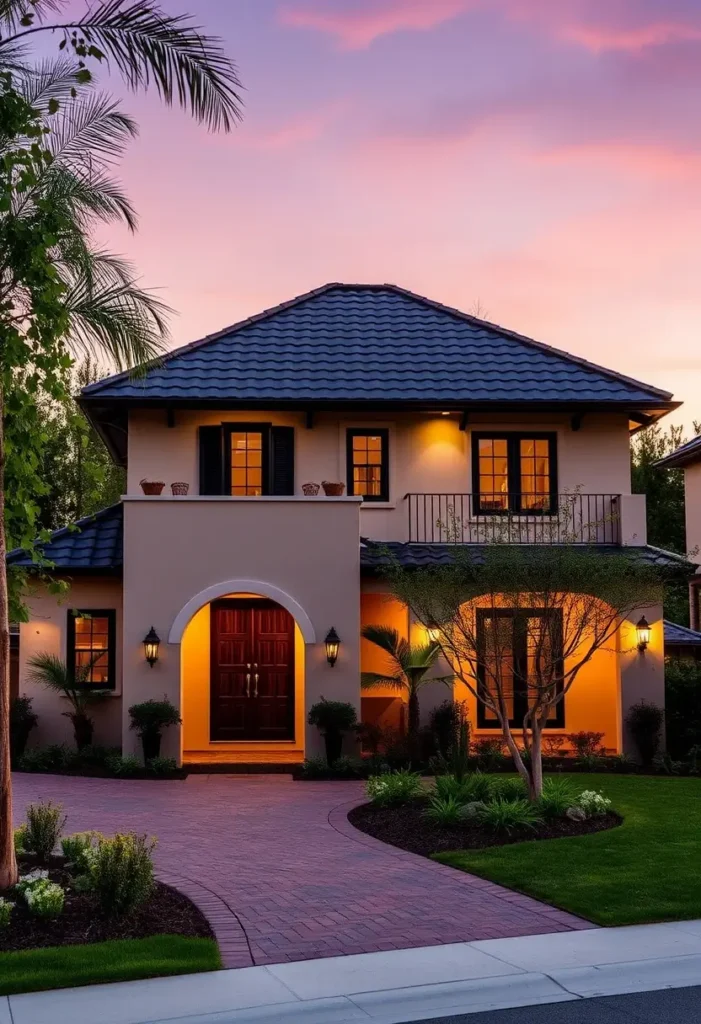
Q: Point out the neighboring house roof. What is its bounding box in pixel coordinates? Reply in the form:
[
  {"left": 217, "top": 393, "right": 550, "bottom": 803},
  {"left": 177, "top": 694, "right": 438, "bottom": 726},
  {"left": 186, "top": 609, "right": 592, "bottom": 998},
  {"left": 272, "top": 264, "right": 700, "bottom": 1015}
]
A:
[
  {"left": 6, "top": 504, "right": 123, "bottom": 573},
  {"left": 655, "top": 435, "right": 701, "bottom": 470},
  {"left": 360, "top": 540, "right": 695, "bottom": 573},
  {"left": 81, "top": 281, "right": 674, "bottom": 406},
  {"left": 664, "top": 620, "right": 701, "bottom": 647}
]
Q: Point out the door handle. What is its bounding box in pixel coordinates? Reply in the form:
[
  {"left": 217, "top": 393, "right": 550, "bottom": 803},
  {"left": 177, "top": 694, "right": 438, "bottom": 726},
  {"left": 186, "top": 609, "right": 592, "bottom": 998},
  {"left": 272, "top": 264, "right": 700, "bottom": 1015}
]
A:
[
  {"left": 254, "top": 671, "right": 259, "bottom": 698},
  {"left": 246, "top": 673, "right": 251, "bottom": 697}
]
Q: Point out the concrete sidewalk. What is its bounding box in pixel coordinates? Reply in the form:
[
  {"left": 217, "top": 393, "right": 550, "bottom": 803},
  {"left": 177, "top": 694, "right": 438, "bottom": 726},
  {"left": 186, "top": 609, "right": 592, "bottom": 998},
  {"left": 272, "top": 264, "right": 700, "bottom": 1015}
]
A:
[{"left": 7, "top": 919, "right": 701, "bottom": 1024}]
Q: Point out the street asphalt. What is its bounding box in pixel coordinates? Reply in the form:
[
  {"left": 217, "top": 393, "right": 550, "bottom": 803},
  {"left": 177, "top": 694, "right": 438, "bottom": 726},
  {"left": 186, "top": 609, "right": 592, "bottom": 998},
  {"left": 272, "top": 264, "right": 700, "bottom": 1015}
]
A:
[{"left": 417, "top": 984, "right": 701, "bottom": 1023}]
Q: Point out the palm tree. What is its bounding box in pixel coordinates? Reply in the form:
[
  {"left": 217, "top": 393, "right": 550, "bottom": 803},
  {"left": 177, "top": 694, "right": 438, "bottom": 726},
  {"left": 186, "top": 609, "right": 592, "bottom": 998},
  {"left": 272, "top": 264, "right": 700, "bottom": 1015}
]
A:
[
  {"left": 361, "top": 626, "right": 454, "bottom": 741},
  {"left": 28, "top": 652, "right": 106, "bottom": 749},
  {"left": 0, "top": 0, "right": 243, "bottom": 889},
  {"left": 0, "top": 0, "right": 243, "bottom": 132}
]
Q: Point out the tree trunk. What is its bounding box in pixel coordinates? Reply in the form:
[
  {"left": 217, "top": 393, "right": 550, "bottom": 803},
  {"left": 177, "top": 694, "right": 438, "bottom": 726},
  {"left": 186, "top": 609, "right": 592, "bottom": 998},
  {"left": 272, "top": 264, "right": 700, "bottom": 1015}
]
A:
[
  {"left": 407, "top": 690, "right": 420, "bottom": 739},
  {"left": 528, "top": 724, "right": 544, "bottom": 801},
  {"left": 0, "top": 387, "right": 18, "bottom": 888}
]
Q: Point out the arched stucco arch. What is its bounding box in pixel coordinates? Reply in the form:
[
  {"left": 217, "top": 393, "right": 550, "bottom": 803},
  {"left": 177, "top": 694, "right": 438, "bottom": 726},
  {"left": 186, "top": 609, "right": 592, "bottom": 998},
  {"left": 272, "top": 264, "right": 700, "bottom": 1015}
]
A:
[{"left": 168, "top": 579, "right": 317, "bottom": 645}]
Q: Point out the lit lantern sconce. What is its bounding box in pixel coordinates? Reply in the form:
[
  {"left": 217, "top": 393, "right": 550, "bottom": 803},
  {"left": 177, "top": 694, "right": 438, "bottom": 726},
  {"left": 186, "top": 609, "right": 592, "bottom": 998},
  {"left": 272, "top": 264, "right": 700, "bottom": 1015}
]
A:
[
  {"left": 426, "top": 621, "right": 441, "bottom": 643},
  {"left": 143, "top": 626, "right": 161, "bottom": 668},
  {"left": 325, "top": 627, "right": 340, "bottom": 667},
  {"left": 636, "top": 616, "right": 651, "bottom": 653}
]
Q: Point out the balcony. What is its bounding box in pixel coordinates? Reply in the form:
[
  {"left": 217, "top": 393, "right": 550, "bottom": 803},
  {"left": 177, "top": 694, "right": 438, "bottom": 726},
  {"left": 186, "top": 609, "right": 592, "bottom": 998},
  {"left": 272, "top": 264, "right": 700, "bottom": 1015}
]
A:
[{"left": 405, "top": 493, "right": 623, "bottom": 545}]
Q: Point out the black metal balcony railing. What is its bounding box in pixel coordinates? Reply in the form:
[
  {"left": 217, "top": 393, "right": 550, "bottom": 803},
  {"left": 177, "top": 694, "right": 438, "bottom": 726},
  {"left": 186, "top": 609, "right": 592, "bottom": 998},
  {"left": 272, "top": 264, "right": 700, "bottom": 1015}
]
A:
[{"left": 405, "top": 493, "right": 621, "bottom": 545}]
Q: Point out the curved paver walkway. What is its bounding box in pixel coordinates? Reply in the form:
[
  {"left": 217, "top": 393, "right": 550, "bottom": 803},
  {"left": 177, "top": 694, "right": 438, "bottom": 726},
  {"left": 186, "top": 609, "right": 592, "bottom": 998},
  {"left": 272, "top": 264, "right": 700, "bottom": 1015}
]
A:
[{"left": 12, "top": 773, "right": 592, "bottom": 968}]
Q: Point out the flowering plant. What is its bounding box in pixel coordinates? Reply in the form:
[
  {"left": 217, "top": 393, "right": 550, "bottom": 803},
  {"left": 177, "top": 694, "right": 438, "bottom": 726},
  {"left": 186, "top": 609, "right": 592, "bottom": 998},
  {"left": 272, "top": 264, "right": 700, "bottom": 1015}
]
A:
[{"left": 577, "top": 790, "right": 612, "bottom": 817}]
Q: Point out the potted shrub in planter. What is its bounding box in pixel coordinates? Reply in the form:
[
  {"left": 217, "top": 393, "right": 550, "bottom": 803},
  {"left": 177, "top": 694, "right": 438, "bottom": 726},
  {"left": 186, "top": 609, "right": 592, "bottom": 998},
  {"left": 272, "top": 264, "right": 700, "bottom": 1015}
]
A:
[
  {"left": 10, "top": 696, "right": 38, "bottom": 765},
  {"left": 322, "top": 481, "right": 345, "bottom": 496},
  {"left": 308, "top": 699, "right": 358, "bottom": 766},
  {"left": 140, "top": 479, "right": 165, "bottom": 495},
  {"left": 28, "top": 654, "right": 106, "bottom": 750},
  {"left": 129, "top": 698, "right": 181, "bottom": 762}
]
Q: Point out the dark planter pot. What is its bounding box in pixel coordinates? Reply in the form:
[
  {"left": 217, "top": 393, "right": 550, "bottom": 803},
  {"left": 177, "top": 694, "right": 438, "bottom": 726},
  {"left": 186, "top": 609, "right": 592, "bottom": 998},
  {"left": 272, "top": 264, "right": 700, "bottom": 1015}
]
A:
[
  {"left": 73, "top": 715, "right": 94, "bottom": 751},
  {"left": 141, "top": 731, "right": 162, "bottom": 762},
  {"left": 324, "top": 731, "right": 343, "bottom": 767},
  {"left": 10, "top": 724, "right": 32, "bottom": 766}
]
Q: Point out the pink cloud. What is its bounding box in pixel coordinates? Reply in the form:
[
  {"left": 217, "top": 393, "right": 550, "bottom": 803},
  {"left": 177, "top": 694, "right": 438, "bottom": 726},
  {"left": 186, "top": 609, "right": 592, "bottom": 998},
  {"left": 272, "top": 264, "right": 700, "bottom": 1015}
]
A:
[
  {"left": 222, "top": 101, "right": 348, "bottom": 150},
  {"left": 535, "top": 141, "right": 701, "bottom": 180},
  {"left": 278, "top": 0, "right": 472, "bottom": 49},
  {"left": 559, "top": 20, "right": 701, "bottom": 52}
]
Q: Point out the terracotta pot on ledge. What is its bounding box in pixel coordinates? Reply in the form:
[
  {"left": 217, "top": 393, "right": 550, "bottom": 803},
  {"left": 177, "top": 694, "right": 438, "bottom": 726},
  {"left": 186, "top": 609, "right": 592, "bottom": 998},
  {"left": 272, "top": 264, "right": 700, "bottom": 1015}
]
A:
[
  {"left": 322, "top": 481, "right": 345, "bottom": 496},
  {"left": 302, "top": 482, "right": 320, "bottom": 496},
  {"left": 140, "top": 479, "right": 165, "bottom": 496},
  {"left": 171, "top": 482, "right": 190, "bottom": 496}
]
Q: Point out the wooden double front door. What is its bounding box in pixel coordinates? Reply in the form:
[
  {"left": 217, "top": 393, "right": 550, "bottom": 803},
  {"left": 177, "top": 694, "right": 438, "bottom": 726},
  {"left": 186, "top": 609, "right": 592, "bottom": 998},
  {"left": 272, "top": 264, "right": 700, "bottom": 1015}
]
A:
[{"left": 210, "top": 599, "right": 295, "bottom": 741}]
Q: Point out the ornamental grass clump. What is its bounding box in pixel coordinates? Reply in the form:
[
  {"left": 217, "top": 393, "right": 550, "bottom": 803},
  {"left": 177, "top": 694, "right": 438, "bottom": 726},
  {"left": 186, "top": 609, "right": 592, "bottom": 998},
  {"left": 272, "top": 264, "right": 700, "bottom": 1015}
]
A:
[
  {"left": 477, "top": 798, "right": 544, "bottom": 835},
  {"left": 90, "top": 833, "right": 156, "bottom": 917},
  {"left": 537, "top": 778, "right": 576, "bottom": 819},
  {"left": 487, "top": 776, "right": 528, "bottom": 802},
  {"left": 424, "top": 794, "right": 464, "bottom": 826},
  {"left": 24, "top": 802, "right": 66, "bottom": 863},
  {"left": 433, "top": 771, "right": 491, "bottom": 804},
  {"left": 366, "top": 768, "right": 422, "bottom": 806}
]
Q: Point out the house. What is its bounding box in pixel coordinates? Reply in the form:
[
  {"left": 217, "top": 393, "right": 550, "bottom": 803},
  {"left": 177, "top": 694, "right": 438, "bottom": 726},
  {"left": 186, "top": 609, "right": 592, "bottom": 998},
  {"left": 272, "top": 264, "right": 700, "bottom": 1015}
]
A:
[
  {"left": 655, "top": 435, "right": 701, "bottom": 630},
  {"left": 7, "top": 283, "right": 690, "bottom": 764},
  {"left": 664, "top": 621, "right": 701, "bottom": 663}
]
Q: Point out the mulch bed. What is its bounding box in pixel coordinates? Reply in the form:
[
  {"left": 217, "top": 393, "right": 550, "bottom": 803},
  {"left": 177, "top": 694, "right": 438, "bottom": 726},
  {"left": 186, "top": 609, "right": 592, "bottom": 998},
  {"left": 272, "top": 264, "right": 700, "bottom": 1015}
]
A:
[
  {"left": 0, "top": 856, "right": 213, "bottom": 954},
  {"left": 348, "top": 799, "right": 622, "bottom": 857}
]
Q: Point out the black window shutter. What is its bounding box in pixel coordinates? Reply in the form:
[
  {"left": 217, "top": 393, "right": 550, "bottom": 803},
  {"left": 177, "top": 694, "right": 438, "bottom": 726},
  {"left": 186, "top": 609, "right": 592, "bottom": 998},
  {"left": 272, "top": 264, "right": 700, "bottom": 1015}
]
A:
[
  {"left": 199, "top": 426, "right": 224, "bottom": 495},
  {"left": 269, "top": 426, "right": 295, "bottom": 495}
]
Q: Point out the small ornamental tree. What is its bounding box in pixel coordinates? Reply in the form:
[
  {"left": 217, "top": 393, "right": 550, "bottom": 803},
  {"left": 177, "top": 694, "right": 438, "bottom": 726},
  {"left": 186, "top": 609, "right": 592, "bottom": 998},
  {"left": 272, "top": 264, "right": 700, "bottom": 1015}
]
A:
[{"left": 385, "top": 542, "right": 668, "bottom": 800}]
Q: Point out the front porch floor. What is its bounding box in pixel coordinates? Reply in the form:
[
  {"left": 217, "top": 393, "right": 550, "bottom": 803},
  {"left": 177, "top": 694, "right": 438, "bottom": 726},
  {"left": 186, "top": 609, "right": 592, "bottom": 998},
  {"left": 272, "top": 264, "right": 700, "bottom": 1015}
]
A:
[{"left": 11, "top": 774, "right": 591, "bottom": 969}]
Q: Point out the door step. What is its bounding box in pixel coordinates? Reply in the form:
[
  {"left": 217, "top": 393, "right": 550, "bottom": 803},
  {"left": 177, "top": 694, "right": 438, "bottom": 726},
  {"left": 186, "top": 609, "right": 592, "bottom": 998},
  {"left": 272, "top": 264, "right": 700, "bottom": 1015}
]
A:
[{"left": 185, "top": 762, "right": 303, "bottom": 774}]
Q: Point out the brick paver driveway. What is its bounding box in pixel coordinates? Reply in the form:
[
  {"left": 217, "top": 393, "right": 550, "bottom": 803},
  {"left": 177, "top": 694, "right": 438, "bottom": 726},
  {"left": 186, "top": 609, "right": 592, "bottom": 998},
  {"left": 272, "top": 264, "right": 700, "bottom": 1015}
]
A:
[{"left": 12, "top": 773, "right": 592, "bottom": 968}]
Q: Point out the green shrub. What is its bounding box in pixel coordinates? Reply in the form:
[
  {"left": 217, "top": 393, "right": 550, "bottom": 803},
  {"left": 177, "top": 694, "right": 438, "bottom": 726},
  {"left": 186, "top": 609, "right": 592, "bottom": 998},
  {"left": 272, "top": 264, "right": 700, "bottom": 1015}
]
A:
[
  {"left": 627, "top": 701, "right": 664, "bottom": 766},
  {"left": 577, "top": 789, "right": 612, "bottom": 817},
  {"left": 10, "top": 695, "right": 38, "bottom": 766},
  {"left": 477, "top": 798, "right": 543, "bottom": 835},
  {"left": 542, "top": 735, "right": 566, "bottom": 757},
  {"left": 0, "top": 898, "right": 13, "bottom": 928},
  {"left": 308, "top": 700, "right": 358, "bottom": 765},
  {"left": 366, "top": 768, "right": 422, "bottom": 806},
  {"left": 23, "top": 879, "right": 65, "bottom": 919},
  {"left": 489, "top": 776, "right": 528, "bottom": 801},
  {"left": 105, "top": 754, "right": 142, "bottom": 777},
  {"left": 77, "top": 744, "right": 118, "bottom": 768},
  {"left": 433, "top": 772, "right": 491, "bottom": 804},
  {"left": 568, "top": 731, "right": 605, "bottom": 757},
  {"left": 90, "top": 833, "right": 156, "bottom": 917},
  {"left": 473, "top": 739, "right": 508, "bottom": 772},
  {"left": 665, "top": 659, "right": 701, "bottom": 759},
  {"left": 300, "top": 755, "right": 329, "bottom": 779},
  {"left": 61, "top": 832, "right": 100, "bottom": 871},
  {"left": 24, "top": 802, "right": 66, "bottom": 862},
  {"left": 13, "top": 824, "right": 27, "bottom": 854},
  {"left": 575, "top": 754, "right": 609, "bottom": 772},
  {"left": 18, "top": 745, "right": 71, "bottom": 773},
  {"left": 331, "top": 755, "right": 364, "bottom": 779},
  {"left": 146, "top": 757, "right": 178, "bottom": 776},
  {"left": 128, "top": 699, "right": 181, "bottom": 734},
  {"left": 537, "top": 777, "right": 576, "bottom": 819},
  {"left": 652, "top": 752, "right": 683, "bottom": 776},
  {"left": 424, "top": 794, "right": 464, "bottom": 826}
]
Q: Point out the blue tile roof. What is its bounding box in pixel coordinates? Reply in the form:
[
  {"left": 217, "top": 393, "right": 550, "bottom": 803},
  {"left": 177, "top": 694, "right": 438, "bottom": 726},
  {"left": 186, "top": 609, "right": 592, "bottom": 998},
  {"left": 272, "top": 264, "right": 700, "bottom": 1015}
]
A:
[
  {"left": 360, "top": 540, "right": 694, "bottom": 572},
  {"left": 81, "top": 284, "right": 673, "bottom": 406},
  {"left": 7, "top": 504, "right": 123, "bottom": 571},
  {"left": 664, "top": 620, "right": 701, "bottom": 646},
  {"left": 655, "top": 435, "right": 701, "bottom": 469}
]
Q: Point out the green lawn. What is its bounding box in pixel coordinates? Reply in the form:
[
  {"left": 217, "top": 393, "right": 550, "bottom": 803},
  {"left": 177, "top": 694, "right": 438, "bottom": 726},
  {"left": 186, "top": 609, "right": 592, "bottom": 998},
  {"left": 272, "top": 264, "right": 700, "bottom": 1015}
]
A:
[
  {"left": 436, "top": 774, "right": 701, "bottom": 927},
  {"left": 0, "top": 936, "right": 221, "bottom": 996}
]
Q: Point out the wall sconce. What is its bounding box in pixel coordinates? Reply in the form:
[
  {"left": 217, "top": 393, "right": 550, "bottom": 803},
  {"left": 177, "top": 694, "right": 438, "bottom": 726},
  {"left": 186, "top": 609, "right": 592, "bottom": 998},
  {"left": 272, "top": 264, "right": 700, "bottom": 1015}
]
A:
[
  {"left": 425, "top": 620, "right": 441, "bottom": 643},
  {"left": 325, "top": 627, "right": 340, "bottom": 667},
  {"left": 636, "top": 616, "right": 651, "bottom": 653},
  {"left": 143, "top": 626, "right": 161, "bottom": 667}
]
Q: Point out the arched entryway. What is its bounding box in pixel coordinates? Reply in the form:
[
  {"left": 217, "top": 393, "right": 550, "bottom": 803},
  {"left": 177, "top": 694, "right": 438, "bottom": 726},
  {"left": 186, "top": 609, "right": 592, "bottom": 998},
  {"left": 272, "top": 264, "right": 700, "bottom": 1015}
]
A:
[{"left": 172, "top": 580, "right": 313, "bottom": 764}]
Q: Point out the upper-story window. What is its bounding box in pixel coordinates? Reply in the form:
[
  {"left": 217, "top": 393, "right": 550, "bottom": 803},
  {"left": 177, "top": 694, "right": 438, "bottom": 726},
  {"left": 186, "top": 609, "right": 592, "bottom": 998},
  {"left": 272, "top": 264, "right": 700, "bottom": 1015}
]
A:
[
  {"left": 199, "top": 423, "right": 294, "bottom": 496},
  {"left": 67, "top": 609, "right": 116, "bottom": 689},
  {"left": 347, "top": 429, "right": 389, "bottom": 502},
  {"left": 472, "top": 432, "right": 557, "bottom": 514}
]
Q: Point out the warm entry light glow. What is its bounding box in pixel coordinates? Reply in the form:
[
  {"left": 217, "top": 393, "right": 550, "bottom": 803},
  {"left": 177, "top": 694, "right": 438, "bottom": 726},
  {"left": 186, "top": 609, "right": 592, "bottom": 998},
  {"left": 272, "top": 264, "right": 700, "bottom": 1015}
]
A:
[
  {"left": 636, "top": 616, "right": 651, "bottom": 652},
  {"left": 143, "top": 626, "right": 161, "bottom": 667},
  {"left": 325, "top": 627, "right": 340, "bottom": 667}
]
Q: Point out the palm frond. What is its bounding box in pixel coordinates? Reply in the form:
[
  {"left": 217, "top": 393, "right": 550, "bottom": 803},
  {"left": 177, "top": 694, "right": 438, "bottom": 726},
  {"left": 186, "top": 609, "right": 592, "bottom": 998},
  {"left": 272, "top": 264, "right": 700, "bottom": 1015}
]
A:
[
  {"left": 0, "top": 0, "right": 61, "bottom": 34},
  {"left": 406, "top": 642, "right": 442, "bottom": 669},
  {"left": 360, "top": 672, "right": 405, "bottom": 692},
  {"left": 27, "top": 652, "right": 71, "bottom": 692},
  {"left": 44, "top": 163, "right": 138, "bottom": 230},
  {"left": 17, "top": 57, "right": 85, "bottom": 112},
  {"left": 61, "top": 261, "right": 170, "bottom": 369},
  {"left": 46, "top": 92, "right": 138, "bottom": 169}
]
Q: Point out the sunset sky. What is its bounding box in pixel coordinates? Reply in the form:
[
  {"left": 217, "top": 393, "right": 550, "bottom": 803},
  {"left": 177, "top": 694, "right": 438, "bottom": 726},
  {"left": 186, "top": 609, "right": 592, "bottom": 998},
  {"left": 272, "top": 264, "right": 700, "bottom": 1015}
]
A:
[{"left": 94, "top": 0, "right": 701, "bottom": 429}]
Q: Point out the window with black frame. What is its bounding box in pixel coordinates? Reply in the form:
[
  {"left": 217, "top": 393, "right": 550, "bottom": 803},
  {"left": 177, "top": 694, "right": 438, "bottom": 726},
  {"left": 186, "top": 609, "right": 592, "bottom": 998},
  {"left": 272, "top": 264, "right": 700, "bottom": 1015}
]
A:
[
  {"left": 346, "top": 428, "right": 389, "bottom": 501},
  {"left": 476, "top": 608, "right": 564, "bottom": 729},
  {"left": 472, "top": 433, "right": 557, "bottom": 514},
  {"left": 67, "top": 610, "right": 116, "bottom": 689}
]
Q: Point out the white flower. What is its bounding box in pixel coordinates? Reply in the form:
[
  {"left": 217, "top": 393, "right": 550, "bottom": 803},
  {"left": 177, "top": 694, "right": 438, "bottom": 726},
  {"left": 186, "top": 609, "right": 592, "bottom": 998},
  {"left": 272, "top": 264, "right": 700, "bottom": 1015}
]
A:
[{"left": 577, "top": 790, "right": 612, "bottom": 817}]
